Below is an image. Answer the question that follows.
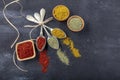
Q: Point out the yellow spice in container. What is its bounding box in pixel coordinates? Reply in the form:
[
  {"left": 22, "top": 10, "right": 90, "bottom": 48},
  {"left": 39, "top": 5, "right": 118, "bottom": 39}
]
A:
[
  {"left": 52, "top": 5, "right": 70, "bottom": 21},
  {"left": 63, "top": 37, "right": 81, "bottom": 58}
]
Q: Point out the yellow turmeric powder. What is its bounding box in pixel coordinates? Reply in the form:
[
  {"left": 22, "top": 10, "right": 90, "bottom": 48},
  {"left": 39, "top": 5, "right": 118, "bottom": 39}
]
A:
[
  {"left": 71, "top": 48, "right": 81, "bottom": 57},
  {"left": 62, "top": 37, "right": 70, "bottom": 45},
  {"left": 51, "top": 28, "right": 66, "bottom": 39},
  {"left": 62, "top": 37, "right": 81, "bottom": 58},
  {"left": 52, "top": 5, "right": 70, "bottom": 21}
]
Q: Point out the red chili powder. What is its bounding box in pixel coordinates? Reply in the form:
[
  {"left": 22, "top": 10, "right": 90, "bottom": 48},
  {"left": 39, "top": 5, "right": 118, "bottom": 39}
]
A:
[
  {"left": 17, "top": 41, "right": 34, "bottom": 59},
  {"left": 37, "top": 36, "right": 46, "bottom": 51},
  {"left": 39, "top": 49, "right": 49, "bottom": 73}
]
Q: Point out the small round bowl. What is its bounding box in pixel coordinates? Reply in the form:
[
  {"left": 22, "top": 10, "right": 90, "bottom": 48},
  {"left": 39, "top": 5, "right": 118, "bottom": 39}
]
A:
[
  {"left": 52, "top": 5, "right": 70, "bottom": 21},
  {"left": 67, "top": 15, "right": 85, "bottom": 32}
]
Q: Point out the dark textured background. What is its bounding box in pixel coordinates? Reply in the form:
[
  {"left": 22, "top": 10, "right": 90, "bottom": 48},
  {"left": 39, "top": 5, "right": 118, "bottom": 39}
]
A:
[{"left": 0, "top": 0, "right": 120, "bottom": 80}]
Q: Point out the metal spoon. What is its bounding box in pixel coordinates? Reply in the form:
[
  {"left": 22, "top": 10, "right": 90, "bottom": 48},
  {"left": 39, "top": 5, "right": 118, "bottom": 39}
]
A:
[
  {"left": 40, "top": 8, "right": 46, "bottom": 22},
  {"left": 26, "top": 15, "right": 39, "bottom": 23},
  {"left": 36, "top": 8, "right": 47, "bottom": 51},
  {"left": 43, "top": 25, "right": 59, "bottom": 49},
  {"left": 44, "top": 25, "right": 67, "bottom": 39},
  {"left": 34, "top": 12, "right": 41, "bottom": 22},
  {"left": 36, "top": 26, "right": 46, "bottom": 51}
]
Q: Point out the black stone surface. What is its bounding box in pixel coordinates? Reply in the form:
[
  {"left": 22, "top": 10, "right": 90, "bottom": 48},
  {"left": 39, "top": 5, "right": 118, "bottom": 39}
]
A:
[{"left": 0, "top": 0, "right": 120, "bottom": 80}]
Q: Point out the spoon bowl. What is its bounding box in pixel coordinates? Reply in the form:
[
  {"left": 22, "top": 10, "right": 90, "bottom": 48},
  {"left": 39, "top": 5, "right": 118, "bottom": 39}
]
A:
[
  {"left": 36, "top": 26, "right": 46, "bottom": 51},
  {"left": 44, "top": 25, "right": 67, "bottom": 39},
  {"left": 43, "top": 25, "right": 59, "bottom": 49}
]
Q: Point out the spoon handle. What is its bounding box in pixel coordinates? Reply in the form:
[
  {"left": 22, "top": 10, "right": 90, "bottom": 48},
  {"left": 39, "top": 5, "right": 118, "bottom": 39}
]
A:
[
  {"left": 43, "top": 17, "right": 53, "bottom": 24},
  {"left": 44, "top": 25, "right": 53, "bottom": 31},
  {"left": 40, "top": 26, "right": 43, "bottom": 36},
  {"left": 40, "top": 8, "right": 46, "bottom": 22},
  {"left": 43, "top": 25, "right": 51, "bottom": 37}
]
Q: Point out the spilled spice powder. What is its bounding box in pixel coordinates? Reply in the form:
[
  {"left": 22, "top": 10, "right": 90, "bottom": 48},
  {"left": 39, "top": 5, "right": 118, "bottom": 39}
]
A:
[
  {"left": 62, "top": 37, "right": 81, "bottom": 58},
  {"left": 39, "top": 49, "right": 49, "bottom": 73},
  {"left": 57, "top": 48, "right": 69, "bottom": 65}
]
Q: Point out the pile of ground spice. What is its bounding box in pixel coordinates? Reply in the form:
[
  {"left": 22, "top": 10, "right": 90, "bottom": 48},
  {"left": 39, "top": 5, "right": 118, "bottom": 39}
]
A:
[
  {"left": 57, "top": 48, "right": 69, "bottom": 65},
  {"left": 39, "top": 49, "right": 49, "bottom": 73},
  {"left": 62, "top": 37, "right": 81, "bottom": 58}
]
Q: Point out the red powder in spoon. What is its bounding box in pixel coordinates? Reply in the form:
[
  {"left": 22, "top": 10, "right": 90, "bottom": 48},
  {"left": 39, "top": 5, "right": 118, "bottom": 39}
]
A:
[{"left": 36, "top": 36, "right": 46, "bottom": 51}]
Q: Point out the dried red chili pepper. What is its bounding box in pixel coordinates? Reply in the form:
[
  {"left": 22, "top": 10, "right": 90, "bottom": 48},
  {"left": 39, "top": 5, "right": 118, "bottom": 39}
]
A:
[
  {"left": 39, "top": 49, "right": 49, "bottom": 73},
  {"left": 36, "top": 36, "right": 46, "bottom": 51}
]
